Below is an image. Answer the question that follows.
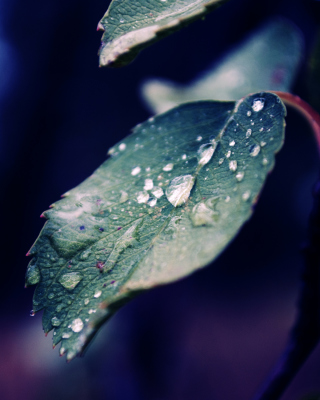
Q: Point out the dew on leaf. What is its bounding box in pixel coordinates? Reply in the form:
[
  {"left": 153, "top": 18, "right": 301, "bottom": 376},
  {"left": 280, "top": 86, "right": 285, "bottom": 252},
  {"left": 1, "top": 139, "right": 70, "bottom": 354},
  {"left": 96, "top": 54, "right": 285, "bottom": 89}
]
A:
[
  {"left": 163, "top": 163, "right": 174, "bottom": 171},
  {"left": 252, "top": 98, "right": 265, "bottom": 112},
  {"left": 137, "top": 191, "right": 149, "bottom": 204},
  {"left": 165, "top": 175, "right": 195, "bottom": 207},
  {"left": 250, "top": 144, "right": 261, "bottom": 157},
  {"left": 190, "top": 200, "right": 219, "bottom": 226},
  {"left": 119, "top": 143, "right": 126, "bottom": 151},
  {"left": 246, "top": 129, "right": 252, "bottom": 138},
  {"left": 151, "top": 186, "right": 164, "bottom": 198},
  {"left": 196, "top": 136, "right": 202, "bottom": 141},
  {"left": 229, "top": 140, "right": 235, "bottom": 146},
  {"left": 262, "top": 157, "right": 269, "bottom": 165},
  {"left": 236, "top": 171, "right": 244, "bottom": 181},
  {"left": 197, "top": 142, "right": 217, "bottom": 167},
  {"left": 71, "top": 318, "right": 84, "bottom": 333},
  {"left": 119, "top": 190, "right": 129, "bottom": 203},
  {"left": 226, "top": 150, "right": 231, "bottom": 158},
  {"left": 48, "top": 293, "right": 55, "bottom": 299},
  {"left": 242, "top": 191, "right": 251, "bottom": 201},
  {"left": 94, "top": 290, "right": 102, "bottom": 298},
  {"left": 62, "top": 333, "right": 71, "bottom": 339},
  {"left": 51, "top": 317, "right": 61, "bottom": 326},
  {"left": 148, "top": 197, "right": 157, "bottom": 207},
  {"left": 59, "top": 272, "right": 82, "bottom": 290},
  {"left": 229, "top": 160, "right": 237, "bottom": 171},
  {"left": 131, "top": 166, "right": 141, "bottom": 176},
  {"left": 143, "top": 179, "right": 153, "bottom": 190}
]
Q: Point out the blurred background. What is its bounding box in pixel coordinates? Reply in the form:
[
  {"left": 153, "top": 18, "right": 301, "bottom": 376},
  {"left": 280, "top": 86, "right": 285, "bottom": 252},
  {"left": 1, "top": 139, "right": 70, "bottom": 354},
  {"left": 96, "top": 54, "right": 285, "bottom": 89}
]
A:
[{"left": 1, "top": 0, "right": 320, "bottom": 399}]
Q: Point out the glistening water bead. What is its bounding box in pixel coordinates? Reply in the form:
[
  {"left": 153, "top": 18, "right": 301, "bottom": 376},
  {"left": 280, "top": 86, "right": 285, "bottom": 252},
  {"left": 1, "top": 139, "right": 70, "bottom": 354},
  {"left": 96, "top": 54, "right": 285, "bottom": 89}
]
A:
[{"left": 252, "top": 98, "right": 265, "bottom": 112}]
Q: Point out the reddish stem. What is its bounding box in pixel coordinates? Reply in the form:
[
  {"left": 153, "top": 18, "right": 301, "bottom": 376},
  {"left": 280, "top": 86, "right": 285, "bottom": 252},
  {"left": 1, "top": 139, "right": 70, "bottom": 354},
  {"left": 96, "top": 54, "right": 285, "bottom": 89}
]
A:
[{"left": 272, "top": 91, "right": 320, "bottom": 154}]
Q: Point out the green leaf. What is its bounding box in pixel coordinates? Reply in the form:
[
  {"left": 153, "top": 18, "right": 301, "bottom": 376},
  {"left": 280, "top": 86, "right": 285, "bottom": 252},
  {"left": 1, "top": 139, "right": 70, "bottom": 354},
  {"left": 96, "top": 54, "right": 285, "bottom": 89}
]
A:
[
  {"left": 141, "top": 18, "right": 303, "bottom": 113},
  {"left": 26, "top": 92, "right": 286, "bottom": 360},
  {"left": 98, "top": 0, "right": 227, "bottom": 67}
]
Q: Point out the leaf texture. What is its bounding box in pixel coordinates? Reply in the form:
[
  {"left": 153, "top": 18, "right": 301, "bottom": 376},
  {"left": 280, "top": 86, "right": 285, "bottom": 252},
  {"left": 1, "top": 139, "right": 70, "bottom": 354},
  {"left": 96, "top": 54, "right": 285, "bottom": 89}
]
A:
[{"left": 26, "top": 92, "right": 286, "bottom": 360}]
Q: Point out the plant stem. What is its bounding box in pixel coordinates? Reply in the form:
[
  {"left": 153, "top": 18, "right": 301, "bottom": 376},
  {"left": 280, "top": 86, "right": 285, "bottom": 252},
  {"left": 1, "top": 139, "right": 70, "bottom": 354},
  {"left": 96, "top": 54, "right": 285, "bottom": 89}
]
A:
[{"left": 253, "top": 93, "right": 320, "bottom": 400}]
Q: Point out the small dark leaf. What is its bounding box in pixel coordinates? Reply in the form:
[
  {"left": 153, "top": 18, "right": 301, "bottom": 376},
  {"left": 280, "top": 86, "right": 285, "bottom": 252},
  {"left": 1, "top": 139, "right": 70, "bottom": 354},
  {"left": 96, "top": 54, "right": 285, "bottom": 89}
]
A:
[
  {"left": 26, "top": 92, "right": 286, "bottom": 360},
  {"left": 98, "top": 0, "right": 227, "bottom": 67}
]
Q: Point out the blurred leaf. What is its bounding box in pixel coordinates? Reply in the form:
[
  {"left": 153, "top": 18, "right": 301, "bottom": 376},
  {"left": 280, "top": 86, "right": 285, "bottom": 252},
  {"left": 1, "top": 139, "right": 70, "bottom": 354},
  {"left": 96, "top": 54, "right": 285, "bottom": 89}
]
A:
[
  {"left": 98, "top": 0, "right": 227, "bottom": 67},
  {"left": 26, "top": 92, "right": 286, "bottom": 360},
  {"left": 307, "top": 28, "right": 320, "bottom": 112},
  {"left": 142, "top": 18, "right": 303, "bottom": 113}
]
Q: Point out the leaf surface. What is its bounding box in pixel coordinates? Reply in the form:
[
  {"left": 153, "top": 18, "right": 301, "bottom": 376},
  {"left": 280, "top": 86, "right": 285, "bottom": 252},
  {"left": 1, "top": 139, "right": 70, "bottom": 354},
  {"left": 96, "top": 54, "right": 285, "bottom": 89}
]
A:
[
  {"left": 98, "top": 0, "right": 227, "bottom": 67},
  {"left": 26, "top": 92, "right": 286, "bottom": 360},
  {"left": 142, "top": 19, "right": 303, "bottom": 113}
]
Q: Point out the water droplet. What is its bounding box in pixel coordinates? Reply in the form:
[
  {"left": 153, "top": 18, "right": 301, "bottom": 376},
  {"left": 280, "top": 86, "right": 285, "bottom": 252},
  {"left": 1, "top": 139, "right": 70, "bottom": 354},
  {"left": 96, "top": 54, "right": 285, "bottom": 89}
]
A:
[
  {"left": 259, "top": 127, "right": 264, "bottom": 132},
  {"left": 51, "top": 317, "right": 61, "bottom": 326},
  {"left": 229, "top": 160, "right": 237, "bottom": 172},
  {"left": 247, "top": 111, "right": 252, "bottom": 117},
  {"left": 147, "top": 197, "right": 157, "bottom": 207},
  {"left": 30, "top": 310, "right": 35, "bottom": 316},
  {"left": 182, "top": 154, "right": 187, "bottom": 160},
  {"left": 165, "top": 175, "right": 195, "bottom": 207},
  {"left": 229, "top": 140, "right": 235, "bottom": 146},
  {"left": 48, "top": 292, "right": 55, "bottom": 299},
  {"left": 163, "top": 163, "right": 174, "bottom": 172},
  {"left": 84, "top": 298, "right": 89, "bottom": 305},
  {"left": 250, "top": 144, "right": 260, "bottom": 157},
  {"left": 94, "top": 290, "right": 102, "bottom": 298},
  {"left": 119, "top": 143, "right": 126, "bottom": 151},
  {"left": 120, "top": 18, "right": 124, "bottom": 23},
  {"left": 88, "top": 309, "right": 96, "bottom": 314},
  {"left": 236, "top": 171, "right": 244, "bottom": 181},
  {"left": 190, "top": 200, "right": 219, "bottom": 226},
  {"left": 242, "top": 191, "right": 251, "bottom": 201},
  {"left": 151, "top": 186, "right": 164, "bottom": 198},
  {"left": 225, "top": 196, "right": 231, "bottom": 203},
  {"left": 59, "top": 272, "right": 82, "bottom": 290},
  {"left": 137, "top": 191, "right": 149, "bottom": 204},
  {"left": 262, "top": 157, "right": 268, "bottom": 165},
  {"left": 62, "top": 333, "right": 71, "bottom": 339},
  {"left": 260, "top": 141, "right": 266, "bottom": 147},
  {"left": 218, "top": 158, "right": 224, "bottom": 165},
  {"left": 131, "top": 166, "right": 141, "bottom": 176},
  {"left": 196, "top": 136, "right": 202, "bottom": 141},
  {"left": 71, "top": 318, "right": 83, "bottom": 333},
  {"left": 143, "top": 179, "right": 153, "bottom": 190},
  {"left": 252, "top": 98, "right": 265, "bottom": 112},
  {"left": 197, "top": 142, "right": 217, "bottom": 167},
  {"left": 226, "top": 150, "right": 231, "bottom": 158},
  {"left": 26, "top": 263, "right": 40, "bottom": 286},
  {"left": 246, "top": 129, "right": 252, "bottom": 138}
]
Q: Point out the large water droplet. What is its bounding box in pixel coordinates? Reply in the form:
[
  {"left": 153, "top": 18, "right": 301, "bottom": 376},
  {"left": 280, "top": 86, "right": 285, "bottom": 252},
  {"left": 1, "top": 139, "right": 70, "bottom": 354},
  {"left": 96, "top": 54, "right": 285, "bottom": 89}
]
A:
[
  {"left": 165, "top": 175, "right": 195, "bottom": 207},
  {"left": 252, "top": 98, "right": 265, "bottom": 112},
  {"left": 147, "top": 197, "right": 157, "bottom": 207},
  {"left": 250, "top": 144, "right": 260, "bottom": 157},
  {"left": 197, "top": 141, "right": 217, "bottom": 167},
  {"left": 119, "top": 143, "right": 126, "bottom": 151},
  {"left": 137, "top": 191, "right": 149, "bottom": 204},
  {"left": 71, "top": 318, "right": 83, "bottom": 333},
  {"left": 59, "top": 272, "right": 82, "bottom": 290},
  {"left": 190, "top": 200, "right": 219, "bottom": 226}
]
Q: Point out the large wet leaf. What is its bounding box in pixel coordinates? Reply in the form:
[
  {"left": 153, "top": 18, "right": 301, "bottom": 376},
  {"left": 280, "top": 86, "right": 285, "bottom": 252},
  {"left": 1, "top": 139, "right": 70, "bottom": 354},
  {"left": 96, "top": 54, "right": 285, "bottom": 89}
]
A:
[
  {"left": 98, "top": 0, "right": 227, "bottom": 67},
  {"left": 26, "top": 92, "right": 286, "bottom": 360},
  {"left": 142, "top": 18, "right": 303, "bottom": 113}
]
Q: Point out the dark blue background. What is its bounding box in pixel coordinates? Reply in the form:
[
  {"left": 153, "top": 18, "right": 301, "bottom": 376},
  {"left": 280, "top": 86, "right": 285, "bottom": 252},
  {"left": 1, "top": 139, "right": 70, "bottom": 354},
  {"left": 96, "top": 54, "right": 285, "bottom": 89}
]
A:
[{"left": 1, "top": 0, "right": 320, "bottom": 399}]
